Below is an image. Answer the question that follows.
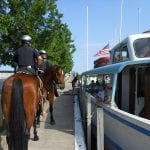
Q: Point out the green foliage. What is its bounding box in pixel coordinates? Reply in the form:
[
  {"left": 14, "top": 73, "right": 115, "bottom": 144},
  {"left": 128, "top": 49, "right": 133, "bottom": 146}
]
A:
[{"left": 0, "top": 0, "right": 76, "bottom": 73}]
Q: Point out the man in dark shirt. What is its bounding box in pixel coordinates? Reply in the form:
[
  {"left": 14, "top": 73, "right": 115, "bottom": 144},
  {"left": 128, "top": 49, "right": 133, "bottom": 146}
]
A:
[
  {"left": 13, "top": 35, "right": 42, "bottom": 75},
  {"left": 38, "top": 50, "right": 59, "bottom": 97},
  {"left": 38, "top": 50, "right": 51, "bottom": 74}
]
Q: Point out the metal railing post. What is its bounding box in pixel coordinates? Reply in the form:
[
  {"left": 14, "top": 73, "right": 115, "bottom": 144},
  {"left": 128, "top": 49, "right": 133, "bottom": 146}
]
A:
[
  {"left": 97, "top": 108, "right": 104, "bottom": 150},
  {"left": 86, "top": 93, "right": 91, "bottom": 150}
]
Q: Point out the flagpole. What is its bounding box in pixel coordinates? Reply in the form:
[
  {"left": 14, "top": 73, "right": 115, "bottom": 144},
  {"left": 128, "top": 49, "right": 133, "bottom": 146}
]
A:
[
  {"left": 119, "top": 0, "right": 124, "bottom": 42},
  {"left": 86, "top": 6, "right": 89, "bottom": 70},
  {"left": 138, "top": 8, "right": 141, "bottom": 33}
]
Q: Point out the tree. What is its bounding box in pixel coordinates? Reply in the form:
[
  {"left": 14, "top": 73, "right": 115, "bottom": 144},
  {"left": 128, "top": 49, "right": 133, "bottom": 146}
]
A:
[{"left": 0, "top": 0, "right": 76, "bottom": 73}]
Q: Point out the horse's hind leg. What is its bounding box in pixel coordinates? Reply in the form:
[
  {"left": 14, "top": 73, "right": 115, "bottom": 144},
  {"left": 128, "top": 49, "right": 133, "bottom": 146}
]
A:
[
  {"left": 49, "top": 103, "right": 55, "bottom": 125},
  {"left": 6, "top": 135, "right": 11, "bottom": 150},
  {"left": 33, "top": 118, "right": 39, "bottom": 141},
  {"left": 36, "top": 105, "right": 42, "bottom": 127}
]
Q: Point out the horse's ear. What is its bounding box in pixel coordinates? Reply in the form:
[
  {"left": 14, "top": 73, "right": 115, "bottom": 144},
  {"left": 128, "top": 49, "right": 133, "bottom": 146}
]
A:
[
  {"left": 59, "top": 67, "right": 64, "bottom": 75},
  {"left": 61, "top": 69, "right": 64, "bottom": 75}
]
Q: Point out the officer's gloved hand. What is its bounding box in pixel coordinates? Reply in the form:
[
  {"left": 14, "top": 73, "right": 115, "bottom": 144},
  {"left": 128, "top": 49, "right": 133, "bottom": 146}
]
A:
[{"left": 38, "top": 69, "right": 44, "bottom": 74}]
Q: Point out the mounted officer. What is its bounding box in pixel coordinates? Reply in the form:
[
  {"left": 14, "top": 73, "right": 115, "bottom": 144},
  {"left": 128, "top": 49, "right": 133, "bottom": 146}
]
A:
[
  {"left": 38, "top": 50, "right": 51, "bottom": 74},
  {"left": 13, "top": 34, "right": 42, "bottom": 75},
  {"left": 38, "top": 50, "right": 59, "bottom": 97}
]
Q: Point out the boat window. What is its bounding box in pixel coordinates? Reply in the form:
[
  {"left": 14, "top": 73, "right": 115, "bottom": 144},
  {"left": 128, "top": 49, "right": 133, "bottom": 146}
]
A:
[
  {"left": 113, "top": 45, "right": 129, "bottom": 63},
  {"left": 81, "top": 75, "right": 88, "bottom": 91},
  {"left": 134, "top": 38, "right": 150, "bottom": 58},
  {"left": 121, "top": 46, "right": 129, "bottom": 61},
  {"left": 85, "top": 74, "right": 113, "bottom": 104},
  {"left": 113, "top": 48, "right": 121, "bottom": 63}
]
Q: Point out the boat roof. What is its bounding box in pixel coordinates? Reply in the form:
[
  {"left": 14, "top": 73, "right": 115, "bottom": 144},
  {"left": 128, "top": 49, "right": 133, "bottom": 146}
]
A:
[
  {"left": 111, "top": 33, "right": 150, "bottom": 51},
  {"left": 82, "top": 59, "right": 150, "bottom": 76}
]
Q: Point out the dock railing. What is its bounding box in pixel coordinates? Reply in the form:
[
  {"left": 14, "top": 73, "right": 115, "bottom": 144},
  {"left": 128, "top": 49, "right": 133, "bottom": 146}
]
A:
[{"left": 79, "top": 87, "right": 104, "bottom": 150}]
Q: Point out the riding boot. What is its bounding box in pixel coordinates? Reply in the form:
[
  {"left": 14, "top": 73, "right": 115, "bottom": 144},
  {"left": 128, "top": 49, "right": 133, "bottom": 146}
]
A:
[{"left": 36, "top": 74, "right": 44, "bottom": 116}]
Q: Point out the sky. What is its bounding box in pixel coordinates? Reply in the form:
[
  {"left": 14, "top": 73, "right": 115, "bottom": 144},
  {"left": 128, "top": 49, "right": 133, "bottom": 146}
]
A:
[{"left": 57, "top": 0, "right": 150, "bottom": 73}]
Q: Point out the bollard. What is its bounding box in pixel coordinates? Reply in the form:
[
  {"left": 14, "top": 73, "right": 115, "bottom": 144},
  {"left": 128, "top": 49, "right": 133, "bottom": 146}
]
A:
[
  {"left": 97, "top": 108, "right": 104, "bottom": 150},
  {"left": 86, "top": 93, "right": 91, "bottom": 150}
]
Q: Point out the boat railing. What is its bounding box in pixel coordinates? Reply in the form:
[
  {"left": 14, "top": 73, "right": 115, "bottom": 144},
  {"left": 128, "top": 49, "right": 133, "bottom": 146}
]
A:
[{"left": 79, "top": 87, "right": 107, "bottom": 150}]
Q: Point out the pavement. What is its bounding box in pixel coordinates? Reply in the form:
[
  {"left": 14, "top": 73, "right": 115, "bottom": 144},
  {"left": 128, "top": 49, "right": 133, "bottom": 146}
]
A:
[{"left": 0, "top": 80, "right": 76, "bottom": 150}]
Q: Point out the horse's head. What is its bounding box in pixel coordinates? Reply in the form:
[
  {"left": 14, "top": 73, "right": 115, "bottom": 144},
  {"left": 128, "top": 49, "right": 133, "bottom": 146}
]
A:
[
  {"left": 52, "top": 66, "right": 65, "bottom": 90},
  {"left": 45, "top": 66, "right": 65, "bottom": 88}
]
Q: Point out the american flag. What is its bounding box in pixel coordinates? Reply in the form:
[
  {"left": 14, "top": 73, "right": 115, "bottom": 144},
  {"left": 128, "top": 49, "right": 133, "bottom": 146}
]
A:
[{"left": 94, "top": 43, "right": 110, "bottom": 57}]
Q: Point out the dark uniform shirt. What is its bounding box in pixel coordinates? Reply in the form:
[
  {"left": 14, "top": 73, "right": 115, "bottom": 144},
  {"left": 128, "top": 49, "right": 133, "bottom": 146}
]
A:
[
  {"left": 13, "top": 44, "right": 40, "bottom": 67},
  {"left": 38, "top": 59, "right": 50, "bottom": 71}
]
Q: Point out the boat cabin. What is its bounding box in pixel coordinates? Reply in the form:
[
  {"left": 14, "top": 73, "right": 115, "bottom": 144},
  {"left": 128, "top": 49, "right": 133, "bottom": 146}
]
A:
[
  {"left": 110, "top": 33, "right": 150, "bottom": 64},
  {"left": 81, "top": 33, "right": 150, "bottom": 120}
]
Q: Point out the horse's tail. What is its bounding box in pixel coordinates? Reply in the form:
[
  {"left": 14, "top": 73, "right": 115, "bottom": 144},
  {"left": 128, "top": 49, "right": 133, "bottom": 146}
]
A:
[{"left": 9, "top": 78, "right": 27, "bottom": 150}]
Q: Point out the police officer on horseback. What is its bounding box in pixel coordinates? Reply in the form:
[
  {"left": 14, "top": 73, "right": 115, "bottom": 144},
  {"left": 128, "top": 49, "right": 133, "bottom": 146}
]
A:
[
  {"left": 38, "top": 50, "right": 59, "bottom": 97},
  {"left": 13, "top": 34, "right": 42, "bottom": 75},
  {"left": 38, "top": 50, "right": 51, "bottom": 74}
]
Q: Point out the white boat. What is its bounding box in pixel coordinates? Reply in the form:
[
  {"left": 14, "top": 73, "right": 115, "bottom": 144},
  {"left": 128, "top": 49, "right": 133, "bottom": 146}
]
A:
[{"left": 80, "top": 33, "right": 150, "bottom": 150}]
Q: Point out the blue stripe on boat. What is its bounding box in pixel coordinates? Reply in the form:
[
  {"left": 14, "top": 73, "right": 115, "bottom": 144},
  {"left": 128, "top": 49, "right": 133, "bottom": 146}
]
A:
[
  {"left": 104, "top": 109, "right": 150, "bottom": 136},
  {"left": 104, "top": 134, "right": 123, "bottom": 150}
]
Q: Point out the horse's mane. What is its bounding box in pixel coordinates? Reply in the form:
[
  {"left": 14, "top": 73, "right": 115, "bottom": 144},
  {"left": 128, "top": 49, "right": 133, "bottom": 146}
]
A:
[{"left": 44, "top": 65, "right": 63, "bottom": 76}]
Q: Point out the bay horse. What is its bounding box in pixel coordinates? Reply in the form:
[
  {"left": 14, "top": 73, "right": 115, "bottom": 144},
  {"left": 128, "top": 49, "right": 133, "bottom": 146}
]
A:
[
  {"left": 1, "top": 73, "right": 42, "bottom": 150},
  {"left": 37, "top": 65, "right": 65, "bottom": 125}
]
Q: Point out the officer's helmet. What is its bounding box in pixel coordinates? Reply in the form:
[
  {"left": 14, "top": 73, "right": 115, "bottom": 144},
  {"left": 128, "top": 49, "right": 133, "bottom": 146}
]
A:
[
  {"left": 21, "top": 35, "right": 32, "bottom": 42},
  {"left": 40, "top": 50, "right": 46, "bottom": 55}
]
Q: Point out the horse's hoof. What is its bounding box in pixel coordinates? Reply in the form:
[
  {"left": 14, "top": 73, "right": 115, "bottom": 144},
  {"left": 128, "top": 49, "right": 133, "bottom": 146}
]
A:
[
  {"left": 33, "top": 136, "right": 39, "bottom": 141},
  {"left": 50, "top": 120, "right": 55, "bottom": 125}
]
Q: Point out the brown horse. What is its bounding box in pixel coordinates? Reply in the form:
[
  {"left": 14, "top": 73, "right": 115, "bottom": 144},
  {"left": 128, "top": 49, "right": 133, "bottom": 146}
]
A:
[
  {"left": 1, "top": 73, "right": 41, "bottom": 150},
  {"left": 37, "top": 65, "right": 65, "bottom": 125}
]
